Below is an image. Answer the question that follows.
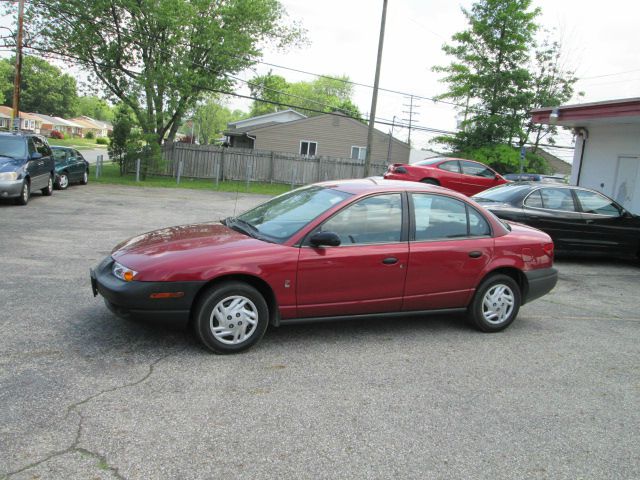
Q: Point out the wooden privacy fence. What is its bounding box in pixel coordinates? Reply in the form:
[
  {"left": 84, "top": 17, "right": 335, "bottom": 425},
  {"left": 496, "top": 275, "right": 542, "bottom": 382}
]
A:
[{"left": 127, "top": 144, "right": 390, "bottom": 186}]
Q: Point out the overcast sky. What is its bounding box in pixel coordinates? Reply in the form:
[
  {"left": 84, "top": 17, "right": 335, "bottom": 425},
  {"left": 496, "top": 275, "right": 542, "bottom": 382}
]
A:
[{"left": 235, "top": 0, "right": 640, "bottom": 162}]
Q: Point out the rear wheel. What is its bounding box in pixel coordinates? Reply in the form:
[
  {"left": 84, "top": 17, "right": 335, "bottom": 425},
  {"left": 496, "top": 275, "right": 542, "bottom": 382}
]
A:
[
  {"left": 80, "top": 170, "right": 88, "bottom": 185},
  {"left": 468, "top": 274, "right": 521, "bottom": 332},
  {"left": 41, "top": 175, "right": 53, "bottom": 196},
  {"left": 420, "top": 178, "right": 439, "bottom": 185},
  {"left": 193, "top": 281, "right": 269, "bottom": 354},
  {"left": 15, "top": 180, "right": 29, "bottom": 205},
  {"left": 56, "top": 172, "right": 69, "bottom": 190}
]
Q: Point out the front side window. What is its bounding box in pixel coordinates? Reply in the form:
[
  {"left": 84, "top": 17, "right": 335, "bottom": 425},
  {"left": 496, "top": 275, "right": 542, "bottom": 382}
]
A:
[
  {"left": 524, "top": 190, "right": 544, "bottom": 208},
  {"left": 461, "top": 160, "right": 495, "bottom": 178},
  {"left": 539, "top": 188, "right": 576, "bottom": 211},
  {"left": 319, "top": 193, "right": 403, "bottom": 245},
  {"left": 438, "top": 161, "right": 461, "bottom": 173},
  {"left": 300, "top": 140, "right": 317, "bottom": 156},
  {"left": 412, "top": 194, "right": 468, "bottom": 240},
  {"left": 237, "top": 185, "right": 351, "bottom": 243},
  {"left": 351, "top": 146, "right": 366, "bottom": 160},
  {"left": 575, "top": 189, "right": 622, "bottom": 216}
]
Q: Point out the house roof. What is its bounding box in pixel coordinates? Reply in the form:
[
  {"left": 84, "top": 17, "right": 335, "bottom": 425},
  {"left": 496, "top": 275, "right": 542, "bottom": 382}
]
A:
[
  {"left": 228, "top": 109, "right": 306, "bottom": 128},
  {"left": 531, "top": 97, "right": 640, "bottom": 128},
  {"left": 224, "top": 121, "right": 282, "bottom": 136},
  {"left": 0, "top": 106, "right": 42, "bottom": 122},
  {"left": 69, "top": 116, "right": 102, "bottom": 129}
]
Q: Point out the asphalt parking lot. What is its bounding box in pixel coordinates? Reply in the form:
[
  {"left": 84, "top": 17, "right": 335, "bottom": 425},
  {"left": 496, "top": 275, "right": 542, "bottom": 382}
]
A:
[{"left": 1, "top": 184, "right": 639, "bottom": 480}]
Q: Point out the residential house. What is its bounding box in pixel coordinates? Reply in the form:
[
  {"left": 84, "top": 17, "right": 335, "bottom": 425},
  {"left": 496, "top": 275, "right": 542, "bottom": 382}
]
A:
[
  {"left": 224, "top": 112, "right": 410, "bottom": 164},
  {"left": 226, "top": 109, "right": 308, "bottom": 149},
  {"left": 32, "top": 114, "right": 83, "bottom": 137},
  {"left": 0, "top": 106, "right": 43, "bottom": 133},
  {"left": 69, "top": 116, "right": 111, "bottom": 138},
  {"left": 532, "top": 97, "right": 640, "bottom": 214},
  {"left": 0, "top": 110, "right": 10, "bottom": 130}
]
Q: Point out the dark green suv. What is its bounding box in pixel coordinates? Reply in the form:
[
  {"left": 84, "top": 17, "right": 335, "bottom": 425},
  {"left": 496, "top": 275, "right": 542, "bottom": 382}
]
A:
[{"left": 0, "top": 132, "right": 55, "bottom": 205}]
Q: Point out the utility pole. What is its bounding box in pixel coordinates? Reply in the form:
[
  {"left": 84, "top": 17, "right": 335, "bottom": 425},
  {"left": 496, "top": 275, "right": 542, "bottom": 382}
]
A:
[
  {"left": 364, "top": 0, "right": 388, "bottom": 177},
  {"left": 386, "top": 115, "right": 396, "bottom": 164},
  {"left": 12, "top": 0, "right": 25, "bottom": 131},
  {"left": 402, "top": 95, "right": 420, "bottom": 148}
]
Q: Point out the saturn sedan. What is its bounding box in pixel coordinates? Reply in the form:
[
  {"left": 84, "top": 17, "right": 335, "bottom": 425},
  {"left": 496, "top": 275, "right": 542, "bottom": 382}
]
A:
[
  {"left": 91, "top": 179, "right": 558, "bottom": 354},
  {"left": 472, "top": 183, "right": 640, "bottom": 258}
]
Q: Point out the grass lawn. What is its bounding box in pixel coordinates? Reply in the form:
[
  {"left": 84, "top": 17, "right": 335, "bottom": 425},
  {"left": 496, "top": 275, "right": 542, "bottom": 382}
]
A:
[
  {"left": 92, "top": 162, "right": 291, "bottom": 196},
  {"left": 48, "top": 138, "right": 107, "bottom": 149}
]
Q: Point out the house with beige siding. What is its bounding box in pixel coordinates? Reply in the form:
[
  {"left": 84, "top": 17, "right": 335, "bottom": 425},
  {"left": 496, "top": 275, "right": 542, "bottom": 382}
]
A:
[{"left": 224, "top": 112, "right": 410, "bottom": 164}]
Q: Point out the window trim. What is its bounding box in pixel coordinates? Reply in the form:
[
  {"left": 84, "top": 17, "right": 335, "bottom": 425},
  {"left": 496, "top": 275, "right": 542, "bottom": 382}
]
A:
[
  {"left": 437, "top": 160, "right": 462, "bottom": 174},
  {"left": 350, "top": 145, "right": 367, "bottom": 161},
  {"left": 408, "top": 192, "right": 494, "bottom": 242},
  {"left": 573, "top": 187, "right": 624, "bottom": 217},
  {"left": 459, "top": 160, "right": 496, "bottom": 178},
  {"left": 299, "top": 140, "right": 318, "bottom": 157},
  {"left": 300, "top": 191, "right": 409, "bottom": 248}
]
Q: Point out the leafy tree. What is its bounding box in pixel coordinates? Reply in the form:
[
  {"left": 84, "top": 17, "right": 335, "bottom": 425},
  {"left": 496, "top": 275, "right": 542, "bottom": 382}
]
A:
[
  {"left": 434, "top": 0, "right": 540, "bottom": 149},
  {"left": 0, "top": 60, "right": 12, "bottom": 105},
  {"left": 108, "top": 103, "right": 135, "bottom": 174},
  {"left": 248, "top": 73, "right": 362, "bottom": 119},
  {"left": 76, "top": 95, "right": 114, "bottom": 121},
  {"left": 12, "top": 0, "right": 303, "bottom": 144},
  {"left": 190, "top": 96, "right": 246, "bottom": 145},
  {"left": 455, "top": 144, "right": 550, "bottom": 174},
  {"left": 0, "top": 55, "right": 78, "bottom": 116}
]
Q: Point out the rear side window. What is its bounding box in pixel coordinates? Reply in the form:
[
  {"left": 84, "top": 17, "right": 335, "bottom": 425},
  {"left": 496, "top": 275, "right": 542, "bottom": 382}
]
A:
[
  {"left": 461, "top": 161, "right": 495, "bottom": 178},
  {"left": 412, "top": 194, "right": 490, "bottom": 241},
  {"left": 524, "top": 190, "right": 544, "bottom": 208},
  {"left": 438, "top": 161, "right": 461, "bottom": 173},
  {"left": 539, "top": 188, "right": 576, "bottom": 211}
]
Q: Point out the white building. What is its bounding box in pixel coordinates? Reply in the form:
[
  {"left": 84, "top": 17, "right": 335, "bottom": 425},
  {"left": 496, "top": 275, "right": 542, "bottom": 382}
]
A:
[{"left": 532, "top": 98, "right": 640, "bottom": 214}]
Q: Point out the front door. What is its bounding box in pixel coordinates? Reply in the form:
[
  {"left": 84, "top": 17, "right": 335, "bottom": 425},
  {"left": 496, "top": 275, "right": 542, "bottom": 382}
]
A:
[
  {"left": 296, "top": 193, "right": 408, "bottom": 318},
  {"left": 459, "top": 160, "right": 500, "bottom": 196}
]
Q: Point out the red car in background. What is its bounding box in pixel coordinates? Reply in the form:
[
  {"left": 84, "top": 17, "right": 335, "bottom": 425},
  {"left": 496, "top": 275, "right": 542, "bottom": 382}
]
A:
[
  {"left": 384, "top": 157, "right": 508, "bottom": 196},
  {"left": 91, "top": 179, "right": 557, "bottom": 354}
]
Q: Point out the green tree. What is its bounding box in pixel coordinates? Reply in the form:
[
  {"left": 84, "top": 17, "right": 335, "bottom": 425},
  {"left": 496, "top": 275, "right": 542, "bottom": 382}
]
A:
[
  {"left": 455, "top": 144, "right": 550, "bottom": 174},
  {"left": 248, "top": 73, "right": 362, "bottom": 119},
  {"left": 14, "top": 0, "right": 303, "bottom": 144},
  {"left": 0, "top": 60, "right": 12, "bottom": 105},
  {"left": 108, "top": 103, "right": 134, "bottom": 174},
  {"left": 434, "top": 0, "right": 540, "bottom": 149},
  {"left": 76, "top": 95, "right": 114, "bottom": 121},
  {"left": 190, "top": 97, "right": 246, "bottom": 145},
  {"left": 0, "top": 55, "right": 78, "bottom": 116}
]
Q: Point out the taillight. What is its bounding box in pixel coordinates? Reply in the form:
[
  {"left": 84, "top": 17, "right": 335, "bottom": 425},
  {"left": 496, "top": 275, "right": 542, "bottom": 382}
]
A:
[{"left": 543, "top": 242, "right": 554, "bottom": 259}]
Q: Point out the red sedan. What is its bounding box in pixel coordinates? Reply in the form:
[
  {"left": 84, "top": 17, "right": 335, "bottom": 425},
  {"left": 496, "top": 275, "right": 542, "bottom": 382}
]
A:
[
  {"left": 90, "top": 179, "right": 557, "bottom": 354},
  {"left": 384, "top": 157, "right": 508, "bottom": 196}
]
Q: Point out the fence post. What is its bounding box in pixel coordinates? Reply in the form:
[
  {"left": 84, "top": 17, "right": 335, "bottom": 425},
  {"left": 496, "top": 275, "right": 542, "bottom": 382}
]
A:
[
  {"left": 177, "top": 159, "right": 183, "bottom": 184},
  {"left": 269, "top": 151, "right": 275, "bottom": 184},
  {"left": 135, "top": 158, "right": 141, "bottom": 182},
  {"left": 245, "top": 157, "right": 251, "bottom": 191},
  {"left": 214, "top": 163, "right": 220, "bottom": 189},
  {"left": 95, "top": 154, "right": 102, "bottom": 179},
  {"left": 317, "top": 156, "right": 323, "bottom": 182},
  {"left": 220, "top": 148, "right": 225, "bottom": 182},
  {"left": 290, "top": 165, "right": 296, "bottom": 190}
]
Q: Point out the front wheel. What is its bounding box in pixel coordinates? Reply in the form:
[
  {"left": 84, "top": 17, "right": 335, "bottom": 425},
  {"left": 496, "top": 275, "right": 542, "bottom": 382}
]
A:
[
  {"left": 56, "top": 172, "right": 69, "bottom": 190},
  {"left": 468, "top": 274, "right": 521, "bottom": 332},
  {"left": 15, "top": 180, "right": 30, "bottom": 205},
  {"left": 193, "top": 282, "right": 269, "bottom": 354},
  {"left": 41, "top": 175, "right": 53, "bottom": 196}
]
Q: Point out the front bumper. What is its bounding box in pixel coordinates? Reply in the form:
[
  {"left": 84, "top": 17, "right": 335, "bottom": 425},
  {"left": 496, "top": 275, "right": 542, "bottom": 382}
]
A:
[
  {"left": 523, "top": 267, "right": 558, "bottom": 304},
  {"left": 90, "top": 256, "right": 205, "bottom": 326},
  {"left": 0, "top": 179, "right": 23, "bottom": 199}
]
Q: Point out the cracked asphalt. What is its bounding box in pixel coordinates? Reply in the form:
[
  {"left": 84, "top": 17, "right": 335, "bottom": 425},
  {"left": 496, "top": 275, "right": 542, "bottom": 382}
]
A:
[{"left": 1, "top": 183, "right": 639, "bottom": 479}]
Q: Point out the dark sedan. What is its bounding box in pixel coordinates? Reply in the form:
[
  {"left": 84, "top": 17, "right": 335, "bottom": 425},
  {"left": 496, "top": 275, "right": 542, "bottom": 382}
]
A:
[
  {"left": 473, "top": 183, "right": 640, "bottom": 259},
  {"left": 51, "top": 146, "right": 89, "bottom": 189}
]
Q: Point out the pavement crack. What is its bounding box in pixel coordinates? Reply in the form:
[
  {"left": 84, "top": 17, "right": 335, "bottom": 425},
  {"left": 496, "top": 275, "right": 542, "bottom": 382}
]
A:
[{"left": 3, "top": 347, "right": 186, "bottom": 479}]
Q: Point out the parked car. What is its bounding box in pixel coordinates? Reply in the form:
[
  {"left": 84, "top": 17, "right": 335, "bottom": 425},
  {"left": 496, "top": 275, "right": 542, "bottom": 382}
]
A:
[
  {"left": 504, "top": 173, "right": 567, "bottom": 184},
  {"left": 384, "top": 157, "right": 508, "bottom": 196},
  {"left": 51, "top": 146, "right": 89, "bottom": 189},
  {"left": 0, "top": 132, "right": 54, "bottom": 205},
  {"left": 472, "top": 183, "right": 640, "bottom": 258},
  {"left": 91, "top": 179, "right": 558, "bottom": 354}
]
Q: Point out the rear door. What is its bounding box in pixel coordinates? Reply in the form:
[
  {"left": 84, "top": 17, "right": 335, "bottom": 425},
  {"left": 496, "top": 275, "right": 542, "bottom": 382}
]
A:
[
  {"left": 26, "top": 137, "right": 47, "bottom": 189},
  {"left": 574, "top": 188, "right": 638, "bottom": 255},
  {"left": 296, "top": 193, "right": 409, "bottom": 318},
  {"left": 404, "top": 193, "right": 493, "bottom": 311}
]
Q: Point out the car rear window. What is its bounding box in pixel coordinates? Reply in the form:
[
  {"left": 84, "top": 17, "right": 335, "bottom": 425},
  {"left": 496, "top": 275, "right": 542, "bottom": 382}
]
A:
[
  {"left": 0, "top": 136, "right": 27, "bottom": 159},
  {"left": 472, "top": 184, "right": 532, "bottom": 202}
]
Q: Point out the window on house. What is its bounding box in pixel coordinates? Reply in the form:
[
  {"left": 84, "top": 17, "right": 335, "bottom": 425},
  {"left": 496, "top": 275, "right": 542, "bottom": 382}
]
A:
[
  {"left": 300, "top": 141, "right": 317, "bottom": 156},
  {"left": 351, "top": 146, "right": 367, "bottom": 161}
]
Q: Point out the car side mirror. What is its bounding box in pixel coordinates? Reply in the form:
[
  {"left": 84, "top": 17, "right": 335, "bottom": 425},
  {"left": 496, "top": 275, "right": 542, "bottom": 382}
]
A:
[
  {"left": 309, "top": 231, "right": 341, "bottom": 247},
  {"left": 30, "top": 152, "right": 42, "bottom": 160}
]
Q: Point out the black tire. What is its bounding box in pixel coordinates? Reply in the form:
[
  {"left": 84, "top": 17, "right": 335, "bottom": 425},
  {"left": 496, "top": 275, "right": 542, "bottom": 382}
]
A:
[
  {"left": 421, "top": 178, "right": 439, "bottom": 185},
  {"left": 467, "top": 274, "right": 521, "bottom": 332},
  {"left": 56, "top": 172, "right": 69, "bottom": 190},
  {"left": 41, "top": 175, "right": 53, "bottom": 196},
  {"left": 15, "top": 180, "right": 29, "bottom": 205},
  {"left": 193, "top": 281, "right": 269, "bottom": 354},
  {"left": 80, "top": 169, "right": 88, "bottom": 185}
]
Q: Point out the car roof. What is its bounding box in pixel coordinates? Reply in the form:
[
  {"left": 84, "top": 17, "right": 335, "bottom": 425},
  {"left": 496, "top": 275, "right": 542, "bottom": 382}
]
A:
[{"left": 316, "top": 177, "right": 470, "bottom": 200}]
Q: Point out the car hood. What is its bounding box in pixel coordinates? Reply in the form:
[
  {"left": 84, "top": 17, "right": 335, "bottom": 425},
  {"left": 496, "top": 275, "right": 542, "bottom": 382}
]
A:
[{"left": 0, "top": 157, "right": 24, "bottom": 173}]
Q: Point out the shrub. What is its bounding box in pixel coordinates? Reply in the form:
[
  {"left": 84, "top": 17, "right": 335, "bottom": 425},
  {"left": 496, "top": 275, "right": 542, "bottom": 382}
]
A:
[
  {"left": 50, "top": 130, "right": 64, "bottom": 139},
  {"left": 85, "top": 131, "right": 95, "bottom": 139},
  {"left": 96, "top": 137, "right": 108, "bottom": 145},
  {"left": 454, "top": 144, "right": 550, "bottom": 174}
]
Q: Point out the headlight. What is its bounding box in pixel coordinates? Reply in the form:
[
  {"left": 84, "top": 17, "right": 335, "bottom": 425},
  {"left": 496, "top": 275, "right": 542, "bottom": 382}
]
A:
[
  {"left": 0, "top": 172, "right": 18, "bottom": 181},
  {"left": 112, "top": 261, "right": 138, "bottom": 282}
]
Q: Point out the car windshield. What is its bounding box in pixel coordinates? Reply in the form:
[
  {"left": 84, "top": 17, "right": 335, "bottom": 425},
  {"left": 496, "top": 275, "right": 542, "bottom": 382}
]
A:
[
  {"left": 472, "top": 184, "right": 533, "bottom": 202},
  {"left": 234, "top": 185, "right": 352, "bottom": 243},
  {"left": 0, "top": 136, "right": 27, "bottom": 159}
]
